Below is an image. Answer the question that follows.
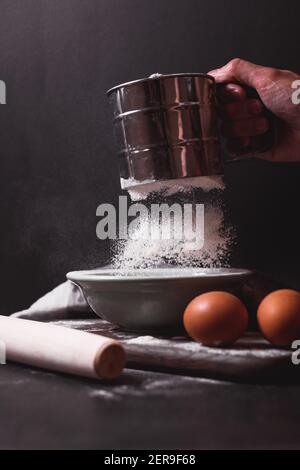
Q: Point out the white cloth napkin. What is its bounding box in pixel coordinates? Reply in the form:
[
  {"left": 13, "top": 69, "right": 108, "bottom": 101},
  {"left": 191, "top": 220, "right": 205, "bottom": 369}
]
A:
[{"left": 12, "top": 281, "right": 92, "bottom": 321}]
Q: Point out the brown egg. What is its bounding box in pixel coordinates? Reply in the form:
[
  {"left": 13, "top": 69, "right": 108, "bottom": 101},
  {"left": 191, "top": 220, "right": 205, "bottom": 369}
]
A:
[
  {"left": 257, "top": 289, "right": 300, "bottom": 347},
  {"left": 183, "top": 291, "right": 248, "bottom": 346}
]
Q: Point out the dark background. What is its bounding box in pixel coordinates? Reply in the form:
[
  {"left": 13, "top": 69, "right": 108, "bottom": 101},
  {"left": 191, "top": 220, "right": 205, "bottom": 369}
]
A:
[{"left": 0, "top": 0, "right": 300, "bottom": 314}]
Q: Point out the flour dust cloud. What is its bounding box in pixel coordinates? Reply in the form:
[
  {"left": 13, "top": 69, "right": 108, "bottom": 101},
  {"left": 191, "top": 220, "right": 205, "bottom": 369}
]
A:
[{"left": 111, "top": 177, "right": 235, "bottom": 270}]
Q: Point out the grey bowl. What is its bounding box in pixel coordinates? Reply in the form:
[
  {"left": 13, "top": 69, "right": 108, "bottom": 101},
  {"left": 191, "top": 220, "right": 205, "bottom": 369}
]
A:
[{"left": 67, "top": 267, "right": 253, "bottom": 332}]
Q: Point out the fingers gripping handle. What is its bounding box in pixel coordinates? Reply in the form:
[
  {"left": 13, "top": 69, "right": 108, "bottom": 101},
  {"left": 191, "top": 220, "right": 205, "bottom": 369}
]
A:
[{"left": 216, "top": 83, "right": 277, "bottom": 159}]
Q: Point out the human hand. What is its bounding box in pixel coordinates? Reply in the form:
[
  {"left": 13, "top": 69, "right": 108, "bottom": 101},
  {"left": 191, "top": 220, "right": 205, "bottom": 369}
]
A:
[{"left": 209, "top": 58, "right": 300, "bottom": 162}]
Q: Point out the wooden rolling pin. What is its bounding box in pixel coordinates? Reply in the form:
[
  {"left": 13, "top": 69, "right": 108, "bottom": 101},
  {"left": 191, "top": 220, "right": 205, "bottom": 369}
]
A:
[{"left": 0, "top": 315, "right": 126, "bottom": 379}]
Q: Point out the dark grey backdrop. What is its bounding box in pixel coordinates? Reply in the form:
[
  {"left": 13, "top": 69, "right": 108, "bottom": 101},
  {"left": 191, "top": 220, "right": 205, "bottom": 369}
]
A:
[{"left": 0, "top": 0, "right": 300, "bottom": 313}]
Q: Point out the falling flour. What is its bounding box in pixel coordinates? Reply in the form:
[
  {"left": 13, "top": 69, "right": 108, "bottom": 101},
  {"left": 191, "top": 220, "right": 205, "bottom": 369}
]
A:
[
  {"left": 112, "top": 177, "right": 234, "bottom": 270},
  {"left": 127, "top": 176, "right": 225, "bottom": 202}
]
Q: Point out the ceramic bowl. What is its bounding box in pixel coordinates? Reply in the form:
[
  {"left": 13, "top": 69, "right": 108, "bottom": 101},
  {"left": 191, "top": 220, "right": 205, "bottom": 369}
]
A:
[{"left": 67, "top": 267, "right": 253, "bottom": 332}]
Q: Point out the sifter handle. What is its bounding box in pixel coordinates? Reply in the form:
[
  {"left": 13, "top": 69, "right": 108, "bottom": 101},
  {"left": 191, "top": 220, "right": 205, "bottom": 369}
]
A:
[{"left": 216, "top": 83, "right": 277, "bottom": 160}]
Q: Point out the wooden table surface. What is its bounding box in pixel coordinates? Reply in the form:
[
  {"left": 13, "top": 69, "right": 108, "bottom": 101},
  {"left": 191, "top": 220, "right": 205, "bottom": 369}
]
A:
[{"left": 1, "top": 358, "right": 300, "bottom": 449}]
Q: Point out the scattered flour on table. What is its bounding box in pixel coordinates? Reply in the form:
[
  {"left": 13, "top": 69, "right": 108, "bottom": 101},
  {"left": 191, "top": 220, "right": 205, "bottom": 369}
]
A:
[
  {"left": 126, "top": 335, "right": 167, "bottom": 346},
  {"left": 88, "top": 370, "right": 223, "bottom": 400},
  {"left": 124, "top": 334, "right": 289, "bottom": 358}
]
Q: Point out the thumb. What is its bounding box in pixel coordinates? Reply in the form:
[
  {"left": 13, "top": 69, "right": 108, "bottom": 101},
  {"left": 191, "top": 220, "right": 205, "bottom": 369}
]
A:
[{"left": 209, "top": 58, "right": 274, "bottom": 90}]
